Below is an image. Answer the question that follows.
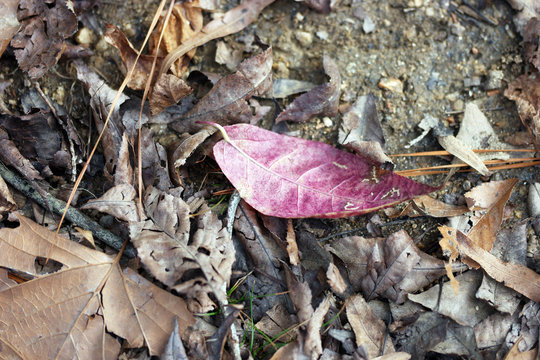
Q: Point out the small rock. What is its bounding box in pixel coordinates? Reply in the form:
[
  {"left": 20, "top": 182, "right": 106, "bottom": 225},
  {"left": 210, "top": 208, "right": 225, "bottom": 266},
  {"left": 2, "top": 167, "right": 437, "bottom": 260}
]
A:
[
  {"left": 463, "top": 76, "right": 481, "bottom": 87},
  {"left": 485, "top": 70, "right": 504, "bottom": 90},
  {"left": 363, "top": 16, "right": 375, "bottom": 33},
  {"left": 453, "top": 99, "right": 464, "bottom": 112},
  {"left": 425, "top": 7, "right": 435, "bottom": 17},
  {"left": 295, "top": 31, "right": 313, "bottom": 47},
  {"left": 378, "top": 77, "right": 403, "bottom": 93},
  {"left": 316, "top": 30, "right": 329, "bottom": 40},
  {"left": 323, "top": 117, "right": 333, "bottom": 127},
  {"left": 76, "top": 27, "right": 95, "bottom": 46},
  {"left": 404, "top": 26, "right": 417, "bottom": 41}
]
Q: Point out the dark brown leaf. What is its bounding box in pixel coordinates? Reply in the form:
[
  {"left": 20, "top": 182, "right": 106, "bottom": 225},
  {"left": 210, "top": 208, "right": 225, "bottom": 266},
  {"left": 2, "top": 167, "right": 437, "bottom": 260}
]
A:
[
  {"left": 504, "top": 71, "right": 540, "bottom": 151},
  {"left": 0, "top": 127, "right": 41, "bottom": 181},
  {"left": 150, "top": 74, "right": 192, "bottom": 115},
  {"left": 301, "top": 0, "right": 336, "bottom": 14},
  {"left": 276, "top": 55, "right": 340, "bottom": 123},
  {"left": 11, "top": 0, "right": 77, "bottom": 78},
  {"left": 171, "top": 47, "right": 272, "bottom": 129}
]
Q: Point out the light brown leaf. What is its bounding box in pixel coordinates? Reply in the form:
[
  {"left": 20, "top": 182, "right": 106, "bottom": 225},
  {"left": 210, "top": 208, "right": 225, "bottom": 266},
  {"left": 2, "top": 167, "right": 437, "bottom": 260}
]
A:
[
  {"left": 254, "top": 303, "right": 297, "bottom": 343},
  {"left": 0, "top": 214, "right": 195, "bottom": 357},
  {"left": 286, "top": 218, "right": 300, "bottom": 266},
  {"left": 326, "top": 262, "right": 347, "bottom": 294},
  {"left": 464, "top": 178, "right": 518, "bottom": 255},
  {"left": 283, "top": 264, "right": 313, "bottom": 324},
  {"left": 150, "top": 0, "right": 203, "bottom": 77},
  {"left": 132, "top": 187, "right": 234, "bottom": 313},
  {"left": 474, "top": 312, "right": 515, "bottom": 349},
  {"left": 0, "top": 0, "right": 20, "bottom": 58},
  {"left": 346, "top": 294, "right": 395, "bottom": 358},
  {"left": 82, "top": 183, "right": 139, "bottom": 222},
  {"left": 437, "top": 134, "right": 491, "bottom": 176},
  {"left": 439, "top": 226, "right": 540, "bottom": 302},
  {"left": 304, "top": 296, "right": 330, "bottom": 359},
  {"left": 408, "top": 270, "right": 493, "bottom": 327},
  {"left": 504, "top": 338, "right": 538, "bottom": 360},
  {"left": 150, "top": 73, "right": 192, "bottom": 115},
  {"left": 159, "top": 0, "right": 275, "bottom": 76},
  {"left": 276, "top": 55, "right": 340, "bottom": 123},
  {"left": 0, "top": 172, "right": 15, "bottom": 216}
]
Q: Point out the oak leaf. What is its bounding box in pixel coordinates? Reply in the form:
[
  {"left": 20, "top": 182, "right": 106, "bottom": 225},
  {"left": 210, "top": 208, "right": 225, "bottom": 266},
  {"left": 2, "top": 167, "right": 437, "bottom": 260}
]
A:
[{"left": 0, "top": 214, "right": 195, "bottom": 357}]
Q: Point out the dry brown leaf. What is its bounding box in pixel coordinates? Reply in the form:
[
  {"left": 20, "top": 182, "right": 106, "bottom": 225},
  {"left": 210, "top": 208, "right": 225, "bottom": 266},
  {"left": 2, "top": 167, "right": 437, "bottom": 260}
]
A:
[
  {"left": 131, "top": 186, "right": 234, "bottom": 313},
  {"left": 504, "top": 338, "right": 538, "bottom": 360},
  {"left": 464, "top": 178, "right": 518, "bottom": 254},
  {"left": 473, "top": 312, "right": 515, "bottom": 349},
  {"left": 0, "top": 214, "right": 195, "bottom": 357},
  {"left": 408, "top": 270, "right": 493, "bottom": 327},
  {"left": 254, "top": 303, "right": 297, "bottom": 343},
  {"left": 338, "top": 94, "right": 384, "bottom": 147},
  {"left": 104, "top": 23, "right": 158, "bottom": 91},
  {"left": 283, "top": 263, "right": 314, "bottom": 324},
  {"left": 361, "top": 230, "right": 444, "bottom": 303},
  {"left": 397, "top": 195, "right": 469, "bottom": 218},
  {"left": 346, "top": 294, "right": 395, "bottom": 358},
  {"left": 393, "top": 312, "right": 448, "bottom": 359},
  {"left": 504, "top": 72, "right": 540, "bottom": 151},
  {"left": 171, "top": 46, "right": 273, "bottom": 128},
  {"left": 0, "top": 171, "right": 15, "bottom": 216},
  {"left": 439, "top": 226, "right": 540, "bottom": 302},
  {"left": 304, "top": 296, "right": 331, "bottom": 359},
  {"left": 286, "top": 218, "right": 300, "bottom": 265},
  {"left": 11, "top": 0, "right": 78, "bottom": 78},
  {"left": 159, "top": 0, "right": 275, "bottom": 77},
  {"left": 82, "top": 183, "right": 139, "bottom": 222},
  {"left": 372, "top": 354, "right": 411, "bottom": 360},
  {"left": 515, "top": 301, "right": 540, "bottom": 352},
  {"left": 523, "top": 18, "right": 540, "bottom": 71},
  {"left": 326, "top": 261, "right": 347, "bottom": 294},
  {"left": 150, "top": 73, "right": 193, "bottom": 115},
  {"left": 170, "top": 127, "right": 216, "bottom": 169},
  {"left": 437, "top": 134, "right": 491, "bottom": 176},
  {"left": 0, "top": 0, "right": 20, "bottom": 58},
  {"left": 276, "top": 55, "right": 340, "bottom": 124},
  {"left": 150, "top": 0, "right": 203, "bottom": 77},
  {"left": 215, "top": 40, "right": 243, "bottom": 71}
]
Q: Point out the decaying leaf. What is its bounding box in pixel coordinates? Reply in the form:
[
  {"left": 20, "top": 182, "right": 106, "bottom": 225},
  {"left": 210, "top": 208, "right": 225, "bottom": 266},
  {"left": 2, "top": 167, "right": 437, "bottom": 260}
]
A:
[
  {"left": 339, "top": 94, "right": 384, "bottom": 147},
  {"left": 439, "top": 226, "right": 540, "bottom": 302},
  {"left": 394, "top": 312, "right": 448, "bottom": 359},
  {"left": 159, "top": 0, "right": 276, "bottom": 77},
  {"left": 474, "top": 312, "right": 515, "bottom": 349},
  {"left": 326, "top": 261, "right": 347, "bottom": 294},
  {"left": 504, "top": 72, "right": 540, "bottom": 151},
  {"left": 0, "top": 214, "right": 195, "bottom": 357},
  {"left": 131, "top": 186, "right": 234, "bottom": 313},
  {"left": 212, "top": 124, "right": 436, "bottom": 218},
  {"left": 346, "top": 294, "right": 395, "bottom": 358},
  {"left": 151, "top": 73, "right": 193, "bottom": 115},
  {"left": 506, "top": 0, "right": 540, "bottom": 34},
  {"left": 515, "top": 301, "right": 540, "bottom": 352},
  {"left": 150, "top": 0, "right": 203, "bottom": 77},
  {"left": 523, "top": 18, "right": 540, "bottom": 71},
  {"left": 276, "top": 55, "right": 340, "bottom": 124},
  {"left": 171, "top": 47, "right": 272, "bottom": 129},
  {"left": 464, "top": 178, "right": 518, "bottom": 253},
  {"left": 254, "top": 303, "right": 297, "bottom": 343},
  {"left": 0, "top": 173, "right": 15, "bottom": 217},
  {"left": 396, "top": 195, "right": 469, "bottom": 218},
  {"left": 11, "top": 0, "right": 78, "bottom": 78},
  {"left": 437, "top": 134, "right": 491, "bottom": 176},
  {"left": 408, "top": 270, "right": 493, "bottom": 327},
  {"left": 361, "top": 230, "right": 447, "bottom": 303},
  {"left": 285, "top": 218, "right": 301, "bottom": 265}
]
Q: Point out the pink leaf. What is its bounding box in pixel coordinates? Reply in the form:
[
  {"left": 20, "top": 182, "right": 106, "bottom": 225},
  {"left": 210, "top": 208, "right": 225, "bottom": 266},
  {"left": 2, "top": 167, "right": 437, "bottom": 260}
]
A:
[{"left": 213, "top": 124, "right": 437, "bottom": 218}]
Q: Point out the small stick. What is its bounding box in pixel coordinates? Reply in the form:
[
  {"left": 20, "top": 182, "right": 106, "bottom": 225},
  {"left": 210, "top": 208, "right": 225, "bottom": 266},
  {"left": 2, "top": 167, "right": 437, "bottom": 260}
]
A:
[
  {"left": 0, "top": 162, "right": 136, "bottom": 258},
  {"left": 390, "top": 149, "right": 536, "bottom": 157}
]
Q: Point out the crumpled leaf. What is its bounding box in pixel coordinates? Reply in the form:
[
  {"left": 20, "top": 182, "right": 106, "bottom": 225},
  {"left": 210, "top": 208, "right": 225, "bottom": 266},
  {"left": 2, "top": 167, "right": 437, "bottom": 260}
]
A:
[
  {"left": 131, "top": 186, "right": 235, "bottom": 313},
  {"left": 171, "top": 47, "right": 272, "bottom": 129},
  {"left": 474, "top": 312, "right": 515, "bottom": 349},
  {"left": 464, "top": 178, "right": 518, "bottom": 254},
  {"left": 396, "top": 195, "right": 469, "bottom": 218},
  {"left": 159, "top": 0, "right": 275, "bottom": 77},
  {"left": 150, "top": 0, "right": 203, "bottom": 77},
  {"left": 516, "top": 301, "right": 540, "bottom": 352},
  {"left": 361, "top": 230, "right": 447, "bottom": 303},
  {"left": 0, "top": 214, "right": 195, "bottom": 357},
  {"left": 346, "top": 294, "right": 396, "bottom": 357},
  {"left": 74, "top": 60, "right": 129, "bottom": 178},
  {"left": 523, "top": 18, "right": 540, "bottom": 71},
  {"left": 151, "top": 73, "right": 193, "bottom": 115},
  {"left": 439, "top": 226, "right": 540, "bottom": 302},
  {"left": 11, "top": 0, "right": 78, "bottom": 78},
  {"left": 276, "top": 55, "right": 340, "bottom": 124},
  {"left": 506, "top": 0, "right": 540, "bottom": 34},
  {"left": 408, "top": 270, "right": 493, "bottom": 327},
  {"left": 212, "top": 124, "right": 436, "bottom": 218},
  {"left": 505, "top": 71, "right": 540, "bottom": 151}
]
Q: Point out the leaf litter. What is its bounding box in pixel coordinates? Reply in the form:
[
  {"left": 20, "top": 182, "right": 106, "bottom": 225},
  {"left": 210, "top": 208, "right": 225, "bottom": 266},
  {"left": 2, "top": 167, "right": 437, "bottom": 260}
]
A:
[{"left": 0, "top": 0, "right": 539, "bottom": 358}]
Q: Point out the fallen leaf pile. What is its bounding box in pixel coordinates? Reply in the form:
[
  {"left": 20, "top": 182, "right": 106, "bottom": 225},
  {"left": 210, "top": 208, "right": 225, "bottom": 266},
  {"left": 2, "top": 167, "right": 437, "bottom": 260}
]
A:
[{"left": 0, "top": 0, "right": 539, "bottom": 358}]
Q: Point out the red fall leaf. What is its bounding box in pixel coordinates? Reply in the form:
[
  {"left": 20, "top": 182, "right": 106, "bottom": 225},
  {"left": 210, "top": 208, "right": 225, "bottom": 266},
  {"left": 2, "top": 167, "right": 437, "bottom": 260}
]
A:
[{"left": 212, "top": 123, "right": 437, "bottom": 218}]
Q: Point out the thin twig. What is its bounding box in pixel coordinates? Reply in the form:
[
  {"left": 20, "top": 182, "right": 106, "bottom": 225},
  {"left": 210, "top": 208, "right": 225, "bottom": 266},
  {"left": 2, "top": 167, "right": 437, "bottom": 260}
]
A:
[{"left": 0, "top": 161, "right": 136, "bottom": 258}]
